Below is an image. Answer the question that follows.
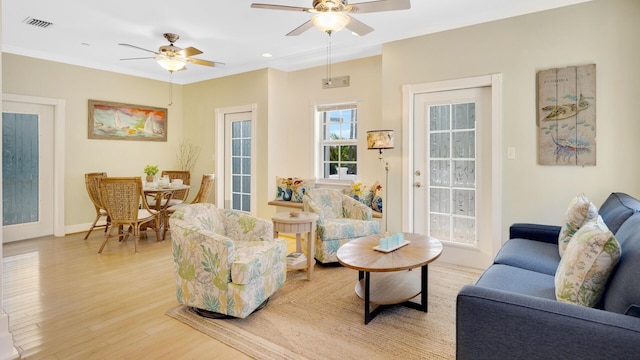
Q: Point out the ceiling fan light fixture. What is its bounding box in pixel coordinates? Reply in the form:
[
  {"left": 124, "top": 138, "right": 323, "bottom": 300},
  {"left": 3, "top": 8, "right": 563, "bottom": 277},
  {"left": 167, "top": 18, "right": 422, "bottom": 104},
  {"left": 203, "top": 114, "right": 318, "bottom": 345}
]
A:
[
  {"left": 156, "top": 56, "right": 186, "bottom": 72},
  {"left": 312, "top": 12, "right": 350, "bottom": 33}
]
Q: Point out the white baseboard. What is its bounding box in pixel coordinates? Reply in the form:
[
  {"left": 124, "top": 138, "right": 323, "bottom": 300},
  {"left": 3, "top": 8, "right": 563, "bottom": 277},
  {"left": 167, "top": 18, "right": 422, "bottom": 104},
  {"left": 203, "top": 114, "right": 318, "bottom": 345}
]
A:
[{"left": 64, "top": 221, "right": 108, "bottom": 237}]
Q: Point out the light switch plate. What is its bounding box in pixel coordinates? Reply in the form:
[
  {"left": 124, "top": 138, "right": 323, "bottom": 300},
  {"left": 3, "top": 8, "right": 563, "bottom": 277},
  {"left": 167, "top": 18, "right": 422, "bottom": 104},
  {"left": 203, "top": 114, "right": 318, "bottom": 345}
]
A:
[{"left": 507, "top": 146, "right": 516, "bottom": 160}]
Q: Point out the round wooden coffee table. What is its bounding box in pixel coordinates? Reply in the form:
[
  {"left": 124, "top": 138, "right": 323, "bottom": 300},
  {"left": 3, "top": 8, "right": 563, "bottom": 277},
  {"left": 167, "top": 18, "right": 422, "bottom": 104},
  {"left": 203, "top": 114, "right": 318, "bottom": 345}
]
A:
[{"left": 337, "top": 233, "right": 443, "bottom": 324}]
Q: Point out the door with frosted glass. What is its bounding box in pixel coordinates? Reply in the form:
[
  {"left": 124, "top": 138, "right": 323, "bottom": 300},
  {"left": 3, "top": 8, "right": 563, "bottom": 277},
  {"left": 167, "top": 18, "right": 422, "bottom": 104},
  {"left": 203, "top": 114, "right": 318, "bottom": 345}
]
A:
[
  {"left": 224, "top": 112, "right": 253, "bottom": 212},
  {"left": 2, "top": 101, "right": 54, "bottom": 242},
  {"left": 413, "top": 87, "right": 491, "bottom": 268}
]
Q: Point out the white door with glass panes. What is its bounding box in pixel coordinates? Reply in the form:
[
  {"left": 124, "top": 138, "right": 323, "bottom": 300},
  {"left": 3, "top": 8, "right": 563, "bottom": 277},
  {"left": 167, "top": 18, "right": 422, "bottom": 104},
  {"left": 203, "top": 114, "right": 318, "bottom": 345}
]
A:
[
  {"left": 413, "top": 87, "right": 493, "bottom": 268},
  {"left": 222, "top": 110, "right": 255, "bottom": 213}
]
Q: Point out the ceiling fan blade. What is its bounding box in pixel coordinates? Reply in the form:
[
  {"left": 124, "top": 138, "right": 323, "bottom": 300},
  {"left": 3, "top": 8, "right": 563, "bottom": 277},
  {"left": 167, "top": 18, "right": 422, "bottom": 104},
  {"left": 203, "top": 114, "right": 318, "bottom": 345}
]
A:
[
  {"left": 187, "top": 58, "right": 222, "bottom": 67},
  {"left": 251, "top": 3, "right": 311, "bottom": 12},
  {"left": 179, "top": 46, "right": 203, "bottom": 57},
  {"left": 350, "top": 0, "right": 411, "bottom": 14},
  {"left": 120, "top": 57, "right": 155, "bottom": 61},
  {"left": 118, "top": 43, "right": 159, "bottom": 55},
  {"left": 345, "top": 16, "right": 374, "bottom": 36},
  {"left": 286, "top": 20, "right": 315, "bottom": 36}
]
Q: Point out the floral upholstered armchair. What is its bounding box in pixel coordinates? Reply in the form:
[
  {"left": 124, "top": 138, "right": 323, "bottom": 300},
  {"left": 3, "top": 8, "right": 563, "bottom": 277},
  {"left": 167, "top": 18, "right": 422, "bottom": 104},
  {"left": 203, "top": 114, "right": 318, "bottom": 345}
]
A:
[
  {"left": 303, "top": 188, "right": 381, "bottom": 263},
  {"left": 169, "top": 203, "right": 287, "bottom": 318}
]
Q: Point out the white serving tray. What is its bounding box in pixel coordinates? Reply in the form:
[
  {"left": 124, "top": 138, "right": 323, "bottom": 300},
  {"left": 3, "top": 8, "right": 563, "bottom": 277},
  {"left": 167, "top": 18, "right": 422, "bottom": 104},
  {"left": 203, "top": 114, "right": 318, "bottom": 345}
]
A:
[{"left": 373, "top": 240, "right": 410, "bottom": 253}]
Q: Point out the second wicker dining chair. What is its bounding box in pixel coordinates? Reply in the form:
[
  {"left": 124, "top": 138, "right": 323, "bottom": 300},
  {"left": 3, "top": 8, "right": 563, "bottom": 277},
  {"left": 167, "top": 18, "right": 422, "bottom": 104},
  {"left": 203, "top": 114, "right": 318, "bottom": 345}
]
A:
[
  {"left": 98, "top": 177, "right": 160, "bottom": 253},
  {"left": 162, "top": 173, "right": 215, "bottom": 240},
  {"left": 160, "top": 170, "right": 191, "bottom": 206}
]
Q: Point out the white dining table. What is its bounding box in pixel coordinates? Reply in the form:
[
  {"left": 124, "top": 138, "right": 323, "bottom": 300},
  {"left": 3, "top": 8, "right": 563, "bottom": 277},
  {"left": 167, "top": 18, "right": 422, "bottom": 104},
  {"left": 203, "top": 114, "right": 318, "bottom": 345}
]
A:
[{"left": 143, "top": 183, "right": 191, "bottom": 235}]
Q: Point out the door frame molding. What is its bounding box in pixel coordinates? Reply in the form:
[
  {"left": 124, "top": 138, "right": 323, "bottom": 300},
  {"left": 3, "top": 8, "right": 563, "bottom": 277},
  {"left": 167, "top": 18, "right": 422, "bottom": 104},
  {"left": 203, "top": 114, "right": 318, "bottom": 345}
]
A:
[
  {"left": 2, "top": 93, "right": 66, "bottom": 237},
  {"left": 214, "top": 104, "right": 257, "bottom": 214},
  {"left": 401, "top": 74, "right": 503, "bottom": 261}
]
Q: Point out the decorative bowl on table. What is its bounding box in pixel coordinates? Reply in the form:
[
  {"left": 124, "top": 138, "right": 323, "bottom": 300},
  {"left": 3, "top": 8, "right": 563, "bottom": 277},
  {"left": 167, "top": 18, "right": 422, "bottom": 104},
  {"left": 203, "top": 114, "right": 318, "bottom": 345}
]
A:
[{"left": 158, "top": 177, "right": 170, "bottom": 187}]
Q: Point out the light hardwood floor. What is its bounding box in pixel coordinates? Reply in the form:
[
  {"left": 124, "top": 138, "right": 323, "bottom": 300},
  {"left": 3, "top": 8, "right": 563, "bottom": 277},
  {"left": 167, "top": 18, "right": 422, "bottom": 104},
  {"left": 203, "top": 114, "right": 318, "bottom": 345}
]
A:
[{"left": 3, "top": 231, "right": 253, "bottom": 359}]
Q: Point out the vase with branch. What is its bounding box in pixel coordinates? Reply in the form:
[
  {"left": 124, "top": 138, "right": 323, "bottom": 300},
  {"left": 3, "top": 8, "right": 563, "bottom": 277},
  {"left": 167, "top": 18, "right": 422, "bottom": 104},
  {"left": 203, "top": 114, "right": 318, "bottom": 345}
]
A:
[{"left": 177, "top": 139, "right": 201, "bottom": 172}]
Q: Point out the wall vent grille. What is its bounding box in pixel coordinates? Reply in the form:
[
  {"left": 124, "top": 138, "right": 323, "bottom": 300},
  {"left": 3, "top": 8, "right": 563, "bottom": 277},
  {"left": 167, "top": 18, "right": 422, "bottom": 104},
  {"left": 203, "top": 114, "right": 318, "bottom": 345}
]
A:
[{"left": 23, "top": 17, "right": 53, "bottom": 28}]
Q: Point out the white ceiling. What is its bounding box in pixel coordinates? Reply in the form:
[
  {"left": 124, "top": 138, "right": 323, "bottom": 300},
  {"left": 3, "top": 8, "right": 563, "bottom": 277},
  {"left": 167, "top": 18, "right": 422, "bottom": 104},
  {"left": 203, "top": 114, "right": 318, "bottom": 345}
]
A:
[{"left": 2, "top": 0, "right": 590, "bottom": 85}]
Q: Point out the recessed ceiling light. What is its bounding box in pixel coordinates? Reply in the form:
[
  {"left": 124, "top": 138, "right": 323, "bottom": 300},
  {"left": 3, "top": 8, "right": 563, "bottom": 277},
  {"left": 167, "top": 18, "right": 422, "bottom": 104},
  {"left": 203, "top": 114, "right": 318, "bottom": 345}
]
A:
[{"left": 262, "top": 53, "right": 273, "bottom": 58}]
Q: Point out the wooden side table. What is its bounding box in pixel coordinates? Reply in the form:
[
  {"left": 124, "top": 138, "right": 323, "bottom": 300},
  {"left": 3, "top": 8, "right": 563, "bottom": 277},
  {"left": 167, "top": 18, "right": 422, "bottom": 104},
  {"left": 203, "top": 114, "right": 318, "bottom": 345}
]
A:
[{"left": 271, "top": 212, "right": 319, "bottom": 280}]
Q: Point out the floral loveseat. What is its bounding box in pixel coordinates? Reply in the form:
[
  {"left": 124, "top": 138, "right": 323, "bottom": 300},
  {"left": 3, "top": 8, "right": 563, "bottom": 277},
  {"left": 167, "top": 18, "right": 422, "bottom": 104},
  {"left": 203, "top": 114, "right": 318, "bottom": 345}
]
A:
[
  {"left": 170, "top": 203, "right": 287, "bottom": 318},
  {"left": 302, "top": 188, "right": 380, "bottom": 263}
]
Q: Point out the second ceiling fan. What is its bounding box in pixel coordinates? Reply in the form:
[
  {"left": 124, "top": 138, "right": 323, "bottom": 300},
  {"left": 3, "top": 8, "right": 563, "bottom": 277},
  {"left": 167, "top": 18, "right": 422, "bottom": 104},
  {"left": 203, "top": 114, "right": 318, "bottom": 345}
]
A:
[
  {"left": 251, "top": 0, "right": 411, "bottom": 36},
  {"left": 119, "top": 33, "right": 224, "bottom": 73}
]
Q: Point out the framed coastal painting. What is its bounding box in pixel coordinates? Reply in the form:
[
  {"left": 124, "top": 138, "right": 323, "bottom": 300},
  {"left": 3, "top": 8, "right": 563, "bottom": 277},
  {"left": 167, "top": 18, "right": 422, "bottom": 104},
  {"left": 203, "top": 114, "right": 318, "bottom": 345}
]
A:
[
  {"left": 536, "top": 64, "right": 596, "bottom": 166},
  {"left": 88, "top": 100, "right": 167, "bottom": 141}
]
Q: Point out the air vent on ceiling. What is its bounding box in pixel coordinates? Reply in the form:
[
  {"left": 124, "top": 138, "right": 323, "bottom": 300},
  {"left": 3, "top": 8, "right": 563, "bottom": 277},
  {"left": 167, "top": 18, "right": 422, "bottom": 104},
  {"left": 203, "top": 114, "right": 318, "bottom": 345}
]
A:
[{"left": 23, "top": 17, "right": 53, "bottom": 28}]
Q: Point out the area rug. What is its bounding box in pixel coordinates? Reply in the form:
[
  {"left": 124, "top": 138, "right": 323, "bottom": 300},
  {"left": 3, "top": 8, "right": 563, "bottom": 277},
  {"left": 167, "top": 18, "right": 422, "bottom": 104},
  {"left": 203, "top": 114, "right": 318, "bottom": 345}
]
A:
[{"left": 166, "top": 263, "right": 482, "bottom": 360}]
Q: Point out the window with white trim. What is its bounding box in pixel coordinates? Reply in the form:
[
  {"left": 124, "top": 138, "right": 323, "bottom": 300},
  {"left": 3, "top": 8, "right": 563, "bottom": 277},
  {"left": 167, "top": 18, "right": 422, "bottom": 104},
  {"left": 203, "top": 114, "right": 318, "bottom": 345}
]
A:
[{"left": 316, "top": 103, "right": 358, "bottom": 181}]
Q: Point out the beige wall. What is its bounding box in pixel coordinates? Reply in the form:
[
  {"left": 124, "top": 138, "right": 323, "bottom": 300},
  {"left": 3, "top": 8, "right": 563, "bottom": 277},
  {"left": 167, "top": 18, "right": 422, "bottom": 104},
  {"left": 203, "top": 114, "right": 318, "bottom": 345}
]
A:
[
  {"left": 382, "top": 0, "right": 640, "bottom": 238},
  {"left": 183, "top": 57, "right": 383, "bottom": 219},
  {"left": 266, "top": 55, "right": 383, "bottom": 210},
  {"left": 182, "top": 68, "right": 270, "bottom": 216},
  {"left": 2, "top": 54, "right": 185, "bottom": 228},
  {"left": 2, "top": 0, "right": 638, "bottom": 242}
]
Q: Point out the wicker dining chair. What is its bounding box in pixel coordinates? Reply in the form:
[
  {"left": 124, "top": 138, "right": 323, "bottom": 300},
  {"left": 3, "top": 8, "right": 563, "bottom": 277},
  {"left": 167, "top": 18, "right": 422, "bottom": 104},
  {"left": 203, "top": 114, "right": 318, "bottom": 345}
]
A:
[
  {"left": 163, "top": 173, "right": 215, "bottom": 240},
  {"left": 160, "top": 170, "right": 191, "bottom": 206},
  {"left": 98, "top": 177, "right": 160, "bottom": 253},
  {"left": 83, "top": 172, "right": 110, "bottom": 240}
]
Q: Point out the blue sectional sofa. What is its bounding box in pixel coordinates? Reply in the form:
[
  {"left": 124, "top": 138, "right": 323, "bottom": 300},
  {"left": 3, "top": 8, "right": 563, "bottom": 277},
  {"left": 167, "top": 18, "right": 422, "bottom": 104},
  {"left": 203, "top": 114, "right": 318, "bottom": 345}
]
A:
[{"left": 456, "top": 193, "right": 640, "bottom": 359}]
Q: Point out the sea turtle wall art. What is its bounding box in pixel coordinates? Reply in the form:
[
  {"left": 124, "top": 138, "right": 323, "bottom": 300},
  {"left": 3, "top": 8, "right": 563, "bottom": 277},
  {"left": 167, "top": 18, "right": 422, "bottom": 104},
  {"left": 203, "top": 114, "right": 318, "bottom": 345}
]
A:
[{"left": 537, "top": 64, "right": 596, "bottom": 166}]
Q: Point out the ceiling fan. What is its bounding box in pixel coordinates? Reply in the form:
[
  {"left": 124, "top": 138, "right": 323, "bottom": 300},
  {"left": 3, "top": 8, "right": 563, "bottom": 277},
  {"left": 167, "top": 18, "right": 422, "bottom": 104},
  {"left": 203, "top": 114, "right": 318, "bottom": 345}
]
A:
[
  {"left": 251, "top": 0, "right": 411, "bottom": 36},
  {"left": 118, "top": 33, "right": 224, "bottom": 72}
]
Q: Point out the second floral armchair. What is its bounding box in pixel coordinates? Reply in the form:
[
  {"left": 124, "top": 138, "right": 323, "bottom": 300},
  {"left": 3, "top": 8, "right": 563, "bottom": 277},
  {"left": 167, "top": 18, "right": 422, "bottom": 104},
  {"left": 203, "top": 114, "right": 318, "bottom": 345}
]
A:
[{"left": 303, "top": 188, "right": 381, "bottom": 263}]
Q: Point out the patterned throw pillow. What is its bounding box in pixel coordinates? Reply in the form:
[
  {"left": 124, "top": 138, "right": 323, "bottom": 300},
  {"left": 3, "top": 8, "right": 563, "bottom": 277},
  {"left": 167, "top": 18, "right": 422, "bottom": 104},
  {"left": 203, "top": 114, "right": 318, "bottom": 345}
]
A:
[
  {"left": 371, "top": 182, "right": 383, "bottom": 213},
  {"left": 344, "top": 182, "right": 374, "bottom": 208},
  {"left": 274, "top": 177, "right": 315, "bottom": 202},
  {"left": 275, "top": 176, "right": 293, "bottom": 201},
  {"left": 291, "top": 178, "right": 315, "bottom": 203},
  {"left": 558, "top": 193, "right": 598, "bottom": 257},
  {"left": 555, "top": 216, "right": 621, "bottom": 307}
]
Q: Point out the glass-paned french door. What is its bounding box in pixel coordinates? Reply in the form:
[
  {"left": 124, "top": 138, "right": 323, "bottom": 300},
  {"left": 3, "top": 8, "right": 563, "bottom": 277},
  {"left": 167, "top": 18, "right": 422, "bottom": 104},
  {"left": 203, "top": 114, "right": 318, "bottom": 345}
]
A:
[
  {"left": 407, "top": 75, "right": 500, "bottom": 269},
  {"left": 428, "top": 103, "right": 476, "bottom": 244},
  {"left": 231, "top": 120, "right": 251, "bottom": 212},
  {"left": 413, "top": 85, "right": 492, "bottom": 267},
  {"left": 224, "top": 111, "right": 253, "bottom": 212}
]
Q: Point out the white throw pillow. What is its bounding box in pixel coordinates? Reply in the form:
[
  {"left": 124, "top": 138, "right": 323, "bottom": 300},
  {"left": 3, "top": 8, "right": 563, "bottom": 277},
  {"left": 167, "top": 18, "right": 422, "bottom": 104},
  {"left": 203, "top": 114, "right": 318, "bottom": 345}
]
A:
[
  {"left": 558, "top": 193, "right": 598, "bottom": 257},
  {"left": 555, "top": 216, "right": 621, "bottom": 307}
]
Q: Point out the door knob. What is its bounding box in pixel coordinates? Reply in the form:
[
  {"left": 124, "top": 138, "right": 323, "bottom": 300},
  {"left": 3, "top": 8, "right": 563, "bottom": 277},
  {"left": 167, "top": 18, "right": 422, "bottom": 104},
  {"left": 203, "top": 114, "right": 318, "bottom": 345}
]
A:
[{"left": 414, "top": 182, "right": 422, "bottom": 188}]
